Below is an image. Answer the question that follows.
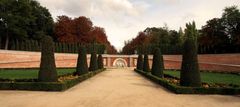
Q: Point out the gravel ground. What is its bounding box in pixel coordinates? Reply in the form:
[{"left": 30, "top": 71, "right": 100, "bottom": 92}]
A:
[{"left": 0, "top": 68, "right": 239, "bottom": 107}]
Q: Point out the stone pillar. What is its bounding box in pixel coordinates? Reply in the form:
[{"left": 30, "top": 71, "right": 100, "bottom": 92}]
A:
[
  {"left": 107, "top": 57, "right": 111, "bottom": 67},
  {"left": 129, "top": 57, "right": 133, "bottom": 67}
]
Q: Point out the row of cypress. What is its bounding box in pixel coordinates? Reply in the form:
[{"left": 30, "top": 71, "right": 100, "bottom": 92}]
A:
[
  {"left": 76, "top": 46, "right": 104, "bottom": 76},
  {"left": 4, "top": 39, "right": 105, "bottom": 54},
  {"left": 137, "top": 47, "right": 164, "bottom": 78},
  {"left": 136, "top": 22, "right": 201, "bottom": 87},
  {"left": 38, "top": 35, "right": 104, "bottom": 82}
]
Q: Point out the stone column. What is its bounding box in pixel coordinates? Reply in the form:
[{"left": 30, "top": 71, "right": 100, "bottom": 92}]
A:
[
  {"left": 129, "top": 57, "right": 133, "bottom": 67},
  {"left": 107, "top": 57, "right": 111, "bottom": 67}
]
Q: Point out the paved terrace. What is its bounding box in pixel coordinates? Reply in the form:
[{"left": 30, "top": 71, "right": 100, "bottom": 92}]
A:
[{"left": 0, "top": 68, "right": 239, "bottom": 107}]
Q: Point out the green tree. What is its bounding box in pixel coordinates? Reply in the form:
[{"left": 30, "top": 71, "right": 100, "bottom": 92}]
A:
[
  {"left": 136, "top": 54, "right": 143, "bottom": 70},
  {"left": 38, "top": 36, "right": 57, "bottom": 82},
  {"left": 222, "top": 6, "right": 240, "bottom": 51},
  {"left": 151, "top": 48, "right": 164, "bottom": 78},
  {"left": 97, "top": 54, "right": 104, "bottom": 69},
  {"left": 76, "top": 46, "right": 88, "bottom": 75},
  {"left": 89, "top": 50, "right": 98, "bottom": 71},
  {"left": 143, "top": 54, "right": 150, "bottom": 72},
  {"left": 0, "top": 0, "right": 54, "bottom": 50},
  {"left": 180, "top": 22, "right": 201, "bottom": 87}
]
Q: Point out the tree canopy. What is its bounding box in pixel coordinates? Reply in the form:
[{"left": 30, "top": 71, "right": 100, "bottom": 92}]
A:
[
  {"left": 54, "top": 15, "right": 117, "bottom": 54},
  {"left": 0, "top": 0, "right": 54, "bottom": 49},
  {"left": 122, "top": 6, "right": 240, "bottom": 54}
]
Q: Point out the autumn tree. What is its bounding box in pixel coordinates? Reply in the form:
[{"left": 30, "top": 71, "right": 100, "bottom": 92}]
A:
[{"left": 54, "top": 16, "right": 117, "bottom": 54}]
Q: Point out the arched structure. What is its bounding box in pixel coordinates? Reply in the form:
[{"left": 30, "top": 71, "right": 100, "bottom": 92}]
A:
[{"left": 113, "top": 58, "right": 128, "bottom": 67}]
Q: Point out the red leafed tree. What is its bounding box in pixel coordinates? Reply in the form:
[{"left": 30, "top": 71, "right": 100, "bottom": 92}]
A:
[
  {"left": 55, "top": 16, "right": 77, "bottom": 42},
  {"left": 73, "top": 16, "right": 93, "bottom": 43},
  {"left": 54, "top": 15, "right": 117, "bottom": 53},
  {"left": 121, "top": 32, "right": 147, "bottom": 54},
  {"left": 90, "top": 26, "right": 108, "bottom": 44}
]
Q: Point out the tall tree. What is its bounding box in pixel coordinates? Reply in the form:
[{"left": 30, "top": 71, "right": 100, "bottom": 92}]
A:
[
  {"left": 97, "top": 54, "right": 104, "bottom": 69},
  {"left": 38, "top": 36, "right": 57, "bottom": 82},
  {"left": 143, "top": 54, "right": 150, "bottom": 72},
  {"left": 136, "top": 54, "right": 143, "bottom": 70},
  {"left": 151, "top": 48, "right": 164, "bottom": 78},
  {"left": 180, "top": 22, "right": 201, "bottom": 87},
  {"left": 54, "top": 16, "right": 117, "bottom": 54},
  {"left": 89, "top": 49, "right": 98, "bottom": 71},
  {"left": 76, "top": 46, "right": 88, "bottom": 75},
  {"left": 0, "top": 0, "right": 54, "bottom": 49}
]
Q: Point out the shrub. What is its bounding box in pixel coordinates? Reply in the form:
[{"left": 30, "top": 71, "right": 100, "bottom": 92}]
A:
[
  {"left": 151, "top": 48, "right": 164, "bottom": 78},
  {"left": 97, "top": 54, "right": 104, "bottom": 69},
  {"left": 136, "top": 54, "right": 143, "bottom": 70},
  {"left": 89, "top": 50, "right": 98, "bottom": 71},
  {"left": 180, "top": 22, "right": 201, "bottom": 87},
  {"left": 76, "top": 46, "right": 89, "bottom": 75},
  {"left": 38, "top": 36, "right": 58, "bottom": 82},
  {"left": 143, "top": 54, "right": 150, "bottom": 72}
]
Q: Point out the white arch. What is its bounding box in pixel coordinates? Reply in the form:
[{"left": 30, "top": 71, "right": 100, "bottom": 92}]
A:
[{"left": 113, "top": 58, "right": 128, "bottom": 67}]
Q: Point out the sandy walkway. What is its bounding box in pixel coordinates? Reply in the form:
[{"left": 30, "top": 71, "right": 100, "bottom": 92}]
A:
[{"left": 0, "top": 68, "right": 239, "bottom": 107}]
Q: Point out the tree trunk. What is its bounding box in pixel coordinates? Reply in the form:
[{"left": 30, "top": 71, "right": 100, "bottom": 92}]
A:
[
  {"left": 0, "top": 36, "right": 2, "bottom": 49},
  {"left": 4, "top": 30, "right": 9, "bottom": 50}
]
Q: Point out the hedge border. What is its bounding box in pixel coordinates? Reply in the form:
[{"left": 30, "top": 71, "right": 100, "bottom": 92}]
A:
[
  {"left": 0, "top": 68, "right": 106, "bottom": 91},
  {"left": 135, "top": 69, "right": 240, "bottom": 95}
]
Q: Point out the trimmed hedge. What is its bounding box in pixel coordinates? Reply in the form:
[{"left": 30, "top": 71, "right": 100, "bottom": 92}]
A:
[
  {"left": 180, "top": 22, "right": 201, "bottom": 87},
  {"left": 76, "top": 46, "right": 89, "bottom": 75},
  {"left": 143, "top": 54, "right": 150, "bottom": 72},
  {"left": 135, "top": 69, "right": 240, "bottom": 95},
  {"left": 0, "top": 68, "right": 105, "bottom": 91},
  {"left": 38, "top": 36, "right": 58, "bottom": 82},
  {"left": 97, "top": 54, "right": 104, "bottom": 69}
]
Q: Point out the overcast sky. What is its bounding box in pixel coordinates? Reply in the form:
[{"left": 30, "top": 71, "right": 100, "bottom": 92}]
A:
[{"left": 37, "top": 0, "right": 239, "bottom": 50}]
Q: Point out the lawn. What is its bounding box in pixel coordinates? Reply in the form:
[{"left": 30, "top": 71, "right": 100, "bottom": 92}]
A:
[
  {"left": 164, "top": 70, "right": 240, "bottom": 86},
  {"left": 0, "top": 69, "right": 75, "bottom": 79}
]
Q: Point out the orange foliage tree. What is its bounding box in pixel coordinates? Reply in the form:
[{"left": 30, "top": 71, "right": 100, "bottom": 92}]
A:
[{"left": 54, "top": 15, "right": 117, "bottom": 54}]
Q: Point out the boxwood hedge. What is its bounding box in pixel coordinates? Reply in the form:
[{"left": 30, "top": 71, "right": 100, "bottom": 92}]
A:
[
  {"left": 135, "top": 69, "right": 240, "bottom": 95},
  {"left": 0, "top": 68, "right": 105, "bottom": 91}
]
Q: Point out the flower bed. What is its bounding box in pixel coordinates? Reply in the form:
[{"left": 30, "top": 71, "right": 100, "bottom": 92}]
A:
[
  {"left": 135, "top": 69, "right": 240, "bottom": 95},
  {"left": 0, "top": 68, "right": 105, "bottom": 91}
]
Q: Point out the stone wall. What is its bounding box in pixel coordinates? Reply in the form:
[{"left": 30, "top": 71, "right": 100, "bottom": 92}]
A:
[{"left": 0, "top": 50, "right": 239, "bottom": 73}]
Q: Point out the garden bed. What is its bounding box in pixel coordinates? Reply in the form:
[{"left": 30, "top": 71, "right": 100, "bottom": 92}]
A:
[
  {"left": 135, "top": 69, "right": 240, "bottom": 95},
  {"left": 0, "top": 68, "right": 105, "bottom": 91}
]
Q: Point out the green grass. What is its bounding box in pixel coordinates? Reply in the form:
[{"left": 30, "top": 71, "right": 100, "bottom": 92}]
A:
[
  {"left": 0, "top": 69, "right": 75, "bottom": 79},
  {"left": 164, "top": 70, "right": 240, "bottom": 85}
]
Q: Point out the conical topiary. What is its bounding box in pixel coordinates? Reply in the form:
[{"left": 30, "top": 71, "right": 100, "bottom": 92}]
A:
[
  {"left": 38, "top": 36, "right": 57, "bottom": 82},
  {"left": 143, "top": 54, "right": 150, "bottom": 72},
  {"left": 89, "top": 51, "right": 98, "bottom": 71},
  {"left": 151, "top": 48, "right": 164, "bottom": 78},
  {"left": 180, "top": 21, "right": 201, "bottom": 87},
  {"left": 76, "top": 46, "right": 88, "bottom": 75},
  {"left": 136, "top": 54, "right": 143, "bottom": 70},
  {"left": 97, "top": 54, "right": 104, "bottom": 69}
]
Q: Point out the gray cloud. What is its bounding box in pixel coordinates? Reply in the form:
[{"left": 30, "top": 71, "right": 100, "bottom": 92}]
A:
[{"left": 37, "top": 0, "right": 239, "bottom": 50}]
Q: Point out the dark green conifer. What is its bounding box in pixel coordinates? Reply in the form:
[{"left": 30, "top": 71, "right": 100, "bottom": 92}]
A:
[
  {"left": 151, "top": 48, "right": 164, "bottom": 78},
  {"left": 97, "top": 54, "right": 104, "bottom": 69},
  {"left": 180, "top": 22, "right": 201, "bottom": 87},
  {"left": 143, "top": 54, "right": 150, "bottom": 72},
  {"left": 38, "top": 36, "right": 57, "bottom": 82},
  {"left": 76, "top": 46, "right": 88, "bottom": 75},
  {"left": 136, "top": 54, "right": 143, "bottom": 70},
  {"left": 89, "top": 50, "right": 98, "bottom": 71}
]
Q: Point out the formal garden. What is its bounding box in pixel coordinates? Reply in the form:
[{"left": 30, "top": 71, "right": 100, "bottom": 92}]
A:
[
  {"left": 0, "top": 0, "right": 239, "bottom": 95},
  {"left": 0, "top": 35, "right": 106, "bottom": 91},
  {"left": 134, "top": 22, "right": 240, "bottom": 95}
]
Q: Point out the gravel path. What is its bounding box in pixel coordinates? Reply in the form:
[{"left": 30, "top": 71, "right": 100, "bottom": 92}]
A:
[{"left": 0, "top": 68, "right": 239, "bottom": 107}]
